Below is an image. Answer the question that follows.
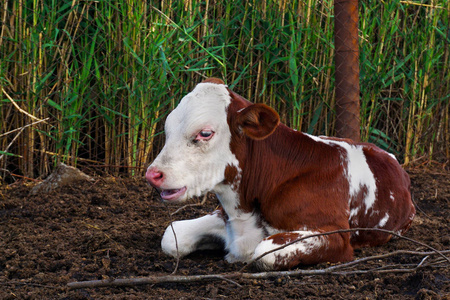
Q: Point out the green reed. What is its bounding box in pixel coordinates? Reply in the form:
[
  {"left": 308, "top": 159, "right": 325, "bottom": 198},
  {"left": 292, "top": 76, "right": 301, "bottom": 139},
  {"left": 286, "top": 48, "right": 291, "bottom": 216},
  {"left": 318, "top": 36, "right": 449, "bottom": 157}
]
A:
[{"left": 0, "top": 0, "right": 448, "bottom": 180}]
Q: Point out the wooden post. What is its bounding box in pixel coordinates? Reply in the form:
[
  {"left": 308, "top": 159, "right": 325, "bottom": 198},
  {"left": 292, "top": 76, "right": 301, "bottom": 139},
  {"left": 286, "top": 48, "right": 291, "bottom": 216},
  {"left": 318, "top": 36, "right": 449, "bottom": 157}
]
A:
[{"left": 334, "top": 0, "right": 360, "bottom": 141}]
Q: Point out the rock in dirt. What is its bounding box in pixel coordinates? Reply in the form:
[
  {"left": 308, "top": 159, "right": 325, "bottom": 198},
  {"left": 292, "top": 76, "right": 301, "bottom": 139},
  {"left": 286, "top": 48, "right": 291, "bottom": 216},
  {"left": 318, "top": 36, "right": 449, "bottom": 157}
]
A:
[{"left": 30, "top": 163, "right": 94, "bottom": 195}]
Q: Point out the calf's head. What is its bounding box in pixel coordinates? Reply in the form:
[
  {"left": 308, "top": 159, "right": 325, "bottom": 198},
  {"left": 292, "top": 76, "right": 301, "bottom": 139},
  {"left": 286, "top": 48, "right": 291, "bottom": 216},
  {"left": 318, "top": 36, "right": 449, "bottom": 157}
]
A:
[{"left": 146, "top": 78, "right": 279, "bottom": 202}]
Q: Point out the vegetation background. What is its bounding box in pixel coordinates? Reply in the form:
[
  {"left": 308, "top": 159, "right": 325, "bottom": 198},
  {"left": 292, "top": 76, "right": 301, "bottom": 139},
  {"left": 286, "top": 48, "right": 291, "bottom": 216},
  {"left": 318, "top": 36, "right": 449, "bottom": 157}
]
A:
[{"left": 1, "top": 0, "right": 449, "bottom": 180}]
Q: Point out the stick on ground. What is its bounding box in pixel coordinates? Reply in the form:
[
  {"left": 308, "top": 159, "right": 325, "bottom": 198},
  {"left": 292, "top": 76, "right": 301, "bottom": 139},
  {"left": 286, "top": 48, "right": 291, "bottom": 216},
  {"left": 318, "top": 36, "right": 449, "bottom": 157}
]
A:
[{"left": 67, "top": 226, "right": 450, "bottom": 290}]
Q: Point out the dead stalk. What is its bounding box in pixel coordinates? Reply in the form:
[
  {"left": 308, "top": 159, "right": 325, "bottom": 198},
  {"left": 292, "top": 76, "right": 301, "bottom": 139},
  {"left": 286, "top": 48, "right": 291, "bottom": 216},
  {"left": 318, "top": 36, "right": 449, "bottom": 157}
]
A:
[
  {"left": 0, "top": 118, "right": 49, "bottom": 138},
  {"left": 170, "top": 194, "right": 208, "bottom": 216},
  {"left": 0, "top": 118, "right": 49, "bottom": 162},
  {"left": 67, "top": 251, "right": 448, "bottom": 290},
  {"left": 67, "top": 228, "right": 449, "bottom": 290},
  {"left": 162, "top": 201, "right": 181, "bottom": 275},
  {"left": 2, "top": 88, "right": 47, "bottom": 123}
]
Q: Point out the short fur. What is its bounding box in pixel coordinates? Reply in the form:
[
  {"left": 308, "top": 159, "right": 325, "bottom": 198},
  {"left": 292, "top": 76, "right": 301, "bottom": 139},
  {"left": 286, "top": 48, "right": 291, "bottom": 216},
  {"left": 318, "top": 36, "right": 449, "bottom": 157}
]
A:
[{"left": 147, "top": 78, "right": 416, "bottom": 270}]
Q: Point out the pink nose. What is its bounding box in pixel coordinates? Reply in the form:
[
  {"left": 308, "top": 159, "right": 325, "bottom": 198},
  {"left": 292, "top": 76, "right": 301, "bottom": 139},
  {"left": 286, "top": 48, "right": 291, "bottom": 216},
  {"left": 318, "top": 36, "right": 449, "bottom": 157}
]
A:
[{"left": 146, "top": 167, "right": 164, "bottom": 188}]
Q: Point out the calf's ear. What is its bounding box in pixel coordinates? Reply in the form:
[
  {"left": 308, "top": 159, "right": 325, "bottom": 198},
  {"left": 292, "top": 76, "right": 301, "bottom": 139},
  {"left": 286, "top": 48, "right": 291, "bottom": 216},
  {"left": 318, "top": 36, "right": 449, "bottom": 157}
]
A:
[{"left": 236, "top": 103, "right": 280, "bottom": 140}]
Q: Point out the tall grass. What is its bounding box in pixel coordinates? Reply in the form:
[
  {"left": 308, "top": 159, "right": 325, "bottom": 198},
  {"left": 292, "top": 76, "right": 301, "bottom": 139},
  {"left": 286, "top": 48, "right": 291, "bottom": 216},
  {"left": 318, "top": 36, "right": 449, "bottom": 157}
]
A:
[
  {"left": 0, "top": 0, "right": 449, "bottom": 180},
  {"left": 359, "top": 0, "right": 450, "bottom": 164}
]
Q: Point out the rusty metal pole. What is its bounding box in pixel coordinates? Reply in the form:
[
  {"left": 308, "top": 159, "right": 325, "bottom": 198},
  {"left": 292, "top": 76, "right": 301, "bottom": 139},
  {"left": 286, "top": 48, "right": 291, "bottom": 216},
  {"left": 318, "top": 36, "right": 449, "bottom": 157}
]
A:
[{"left": 334, "top": 0, "right": 361, "bottom": 141}]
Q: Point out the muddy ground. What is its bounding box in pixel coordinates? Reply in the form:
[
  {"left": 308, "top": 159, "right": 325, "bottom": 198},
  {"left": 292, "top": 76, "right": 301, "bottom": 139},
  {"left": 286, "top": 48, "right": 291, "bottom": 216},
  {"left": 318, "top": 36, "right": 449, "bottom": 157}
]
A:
[{"left": 0, "top": 168, "right": 449, "bottom": 299}]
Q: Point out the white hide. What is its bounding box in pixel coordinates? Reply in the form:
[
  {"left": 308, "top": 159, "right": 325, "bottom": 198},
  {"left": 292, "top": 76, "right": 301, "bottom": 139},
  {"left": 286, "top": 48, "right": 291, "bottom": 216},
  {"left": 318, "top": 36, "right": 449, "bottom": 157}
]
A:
[
  {"left": 161, "top": 212, "right": 227, "bottom": 257},
  {"left": 161, "top": 182, "right": 267, "bottom": 263},
  {"left": 252, "top": 230, "right": 324, "bottom": 270},
  {"left": 148, "top": 82, "right": 240, "bottom": 201},
  {"left": 305, "top": 134, "right": 378, "bottom": 215},
  {"left": 224, "top": 211, "right": 267, "bottom": 263},
  {"left": 390, "top": 191, "right": 395, "bottom": 201},
  {"left": 377, "top": 213, "right": 390, "bottom": 228}
]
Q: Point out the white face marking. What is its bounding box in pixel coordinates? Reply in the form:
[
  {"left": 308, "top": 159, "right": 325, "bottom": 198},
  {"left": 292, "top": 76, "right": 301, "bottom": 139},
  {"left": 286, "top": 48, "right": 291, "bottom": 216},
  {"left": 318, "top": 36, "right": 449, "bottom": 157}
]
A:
[
  {"left": 148, "top": 83, "right": 239, "bottom": 201},
  {"left": 252, "top": 230, "right": 324, "bottom": 270},
  {"left": 151, "top": 82, "right": 265, "bottom": 263},
  {"left": 306, "top": 134, "right": 378, "bottom": 214}
]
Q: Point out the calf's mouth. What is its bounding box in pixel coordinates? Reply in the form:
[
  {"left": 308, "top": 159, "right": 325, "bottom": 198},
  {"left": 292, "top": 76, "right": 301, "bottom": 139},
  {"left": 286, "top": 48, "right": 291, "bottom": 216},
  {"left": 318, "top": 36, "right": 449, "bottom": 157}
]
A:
[{"left": 159, "top": 187, "right": 187, "bottom": 201}]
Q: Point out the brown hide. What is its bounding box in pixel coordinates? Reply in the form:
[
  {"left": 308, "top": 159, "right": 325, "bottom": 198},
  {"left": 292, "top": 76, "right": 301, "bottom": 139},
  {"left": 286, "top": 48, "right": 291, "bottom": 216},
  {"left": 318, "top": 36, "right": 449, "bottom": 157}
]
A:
[{"left": 224, "top": 86, "right": 415, "bottom": 249}]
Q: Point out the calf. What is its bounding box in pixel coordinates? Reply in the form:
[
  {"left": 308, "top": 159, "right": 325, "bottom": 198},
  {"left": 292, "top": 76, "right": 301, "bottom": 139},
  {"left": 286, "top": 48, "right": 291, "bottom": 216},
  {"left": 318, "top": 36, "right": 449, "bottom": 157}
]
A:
[{"left": 146, "top": 78, "right": 415, "bottom": 270}]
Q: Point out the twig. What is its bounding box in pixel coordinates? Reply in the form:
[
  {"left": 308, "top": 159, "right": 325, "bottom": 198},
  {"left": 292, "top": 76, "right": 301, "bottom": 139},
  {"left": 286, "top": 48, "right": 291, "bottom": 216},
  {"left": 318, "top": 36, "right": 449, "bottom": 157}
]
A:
[
  {"left": 165, "top": 193, "right": 210, "bottom": 273},
  {"left": 416, "top": 255, "right": 429, "bottom": 268},
  {"left": 68, "top": 251, "right": 448, "bottom": 290},
  {"left": 0, "top": 118, "right": 50, "bottom": 162},
  {"left": 220, "top": 277, "right": 243, "bottom": 288},
  {"left": 163, "top": 201, "right": 181, "bottom": 275},
  {"left": 35, "top": 149, "right": 103, "bottom": 164},
  {"left": 37, "top": 150, "right": 147, "bottom": 169},
  {"left": 411, "top": 193, "right": 431, "bottom": 218},
  {"left": 1, "top": 88, "right": 48, "bottom": 123},
  {"left": 67, "top": 247, "right": 449, "bottom": 290},
  {"left": 0, "top": 118, "right": 49, "bottom": 138},
  {"left": 170, "top": 194, "right": 208, "bottom": 215},
  {"left": 184, "top": 65, "right": 208, "bottom": 78},
  {"left": 68, "top": 274, "right": 237, "bottom": 289},
  {"left": 67, "top": 227, "right": 449, "bottom": 290},
  {"left": 169, "top": 221, "right": 180, "bottom": 275},
  {"left": 83, "top": 164, "right": 147, "bottom": 169},
  {"left": 3, "top": 172, "right": 40, "bottom": 182},
  {"left": 323, "top": 249, "right": 450, "bottom": 273}
]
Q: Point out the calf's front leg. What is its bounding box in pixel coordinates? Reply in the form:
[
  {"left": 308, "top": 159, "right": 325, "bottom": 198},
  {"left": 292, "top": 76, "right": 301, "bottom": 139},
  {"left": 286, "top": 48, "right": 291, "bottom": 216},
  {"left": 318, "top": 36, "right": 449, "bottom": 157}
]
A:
[{"left": 161, "top": 210, "right": 227, "bottom": 258}]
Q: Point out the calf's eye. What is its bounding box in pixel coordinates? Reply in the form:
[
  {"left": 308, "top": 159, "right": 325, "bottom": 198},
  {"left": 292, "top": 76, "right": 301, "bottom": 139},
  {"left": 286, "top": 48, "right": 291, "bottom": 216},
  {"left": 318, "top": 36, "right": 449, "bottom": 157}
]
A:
[
  {"left": 194, "top": 129, "right": 214, "bottom": 142},
  {"left": 200, "top": 131, "right": 212, "bottom": 137}
]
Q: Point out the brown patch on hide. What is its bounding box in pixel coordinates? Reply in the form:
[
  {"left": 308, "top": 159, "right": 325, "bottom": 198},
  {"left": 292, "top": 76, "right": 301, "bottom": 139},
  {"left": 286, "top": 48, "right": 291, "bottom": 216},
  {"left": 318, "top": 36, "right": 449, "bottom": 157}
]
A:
[{"left": 201, "top": 78, "right": 225, "bottom": 85}]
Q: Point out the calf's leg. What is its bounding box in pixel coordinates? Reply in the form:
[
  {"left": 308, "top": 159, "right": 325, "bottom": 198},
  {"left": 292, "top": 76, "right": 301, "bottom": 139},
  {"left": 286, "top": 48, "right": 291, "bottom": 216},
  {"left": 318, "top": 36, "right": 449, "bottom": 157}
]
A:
[
  {"left": 252, "top": 228, "right": 354, "bottom": 270},
  {"left": 161, "top": 210, "right": 227, "bottom": 258}
]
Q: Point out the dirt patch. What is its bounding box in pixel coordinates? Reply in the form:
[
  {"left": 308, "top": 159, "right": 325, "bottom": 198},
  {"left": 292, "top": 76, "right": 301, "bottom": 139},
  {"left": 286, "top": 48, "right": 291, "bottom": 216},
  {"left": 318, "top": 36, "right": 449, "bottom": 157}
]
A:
[{"left": 1, "top": 169, "right": 449, "bottom": 299}]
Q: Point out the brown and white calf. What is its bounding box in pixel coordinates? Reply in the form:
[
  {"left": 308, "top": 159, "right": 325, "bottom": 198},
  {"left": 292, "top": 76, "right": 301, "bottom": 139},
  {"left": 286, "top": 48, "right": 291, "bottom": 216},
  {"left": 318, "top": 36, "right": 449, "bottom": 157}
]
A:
[{"left": 146, "top": 78, "right": 416, "bottom": 270}]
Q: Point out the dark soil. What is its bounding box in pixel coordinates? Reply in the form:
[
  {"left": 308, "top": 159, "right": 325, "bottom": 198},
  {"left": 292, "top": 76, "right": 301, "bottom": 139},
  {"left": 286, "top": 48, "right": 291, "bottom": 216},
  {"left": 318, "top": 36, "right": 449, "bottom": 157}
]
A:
[{"left": 1, "top": 168, "right": 449, "bottom": 299}]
